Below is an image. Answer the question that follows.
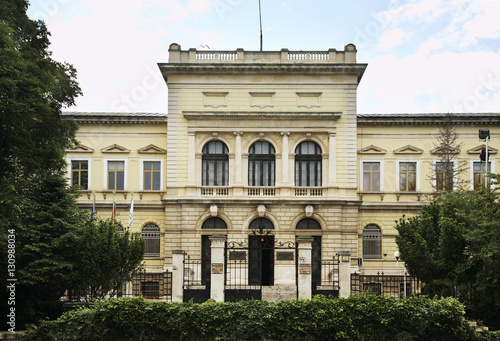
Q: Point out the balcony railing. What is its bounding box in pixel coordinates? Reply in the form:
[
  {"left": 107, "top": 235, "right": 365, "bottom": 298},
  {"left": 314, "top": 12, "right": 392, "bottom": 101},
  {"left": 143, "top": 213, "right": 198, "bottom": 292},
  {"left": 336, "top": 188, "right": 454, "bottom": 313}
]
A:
[
  {"left": 247, "top": 187, "right": 276, "bottom": 196},
  {"left": 294, "top": 187, "right": 324, "bottom": 196},
  {"left": 200, "top": 187, "right": 230, "bottom": 196}
]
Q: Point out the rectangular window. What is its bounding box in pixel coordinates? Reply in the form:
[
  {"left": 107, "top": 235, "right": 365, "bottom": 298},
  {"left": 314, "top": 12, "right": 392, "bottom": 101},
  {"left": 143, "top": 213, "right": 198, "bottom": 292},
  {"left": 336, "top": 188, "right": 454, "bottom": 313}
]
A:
[
  {"left": 436, "top": 161, "right": 454, "bottom": 191},
  {"left": 108, "top": 161, "right": 125, "bottom": 190},
  {"left": 71, "top": 160, "right": 88, "bottom": 189},
  {"left": 363, "top": 162, "right": 380, "bottom": 192},
  {"left": 473, "top": 161, "right": 491, "bottom": 190},
  {"left": 399, "top": 162, "right": 417, "bottom": 191},
  {"left": 144, "top": 161, "right": 161, "bottom": 190}
]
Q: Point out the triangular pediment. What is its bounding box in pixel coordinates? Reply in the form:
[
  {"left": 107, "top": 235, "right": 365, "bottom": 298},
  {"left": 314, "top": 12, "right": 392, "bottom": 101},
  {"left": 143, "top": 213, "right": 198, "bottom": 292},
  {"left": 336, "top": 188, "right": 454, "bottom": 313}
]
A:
[
  {"left": 138, "top": 144, "right": 167, "bottom": 154},
  {"left": 66, "top": 144, "right": 94, "bottom": 153},
  {"left": 101, "top": 144, "right": 130, "bottom": 154},
  {"left": 467, "top": 144, "right": 498, "bottom": 155},
  {"left": 430, "top": 146, "right": 460, "bottom": 155},
  {"left": 358, "top": 145, "right": 387, "bottom": 154},
  {"left": 393, "top": 145, "right": 423, "bottom": 154}
]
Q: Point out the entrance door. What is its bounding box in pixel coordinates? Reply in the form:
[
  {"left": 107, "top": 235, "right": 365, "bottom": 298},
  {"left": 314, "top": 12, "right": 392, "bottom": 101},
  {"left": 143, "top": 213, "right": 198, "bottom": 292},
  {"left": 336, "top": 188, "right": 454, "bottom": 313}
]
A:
[
  {"left": 248, "top": 235, "right": 274, "bottom": 286},
  {"left": 311, "top": 236, "right": 321, "bottom": 295},
  {"left": 201, "top": 235, "right": 211, "bottom": 287}
]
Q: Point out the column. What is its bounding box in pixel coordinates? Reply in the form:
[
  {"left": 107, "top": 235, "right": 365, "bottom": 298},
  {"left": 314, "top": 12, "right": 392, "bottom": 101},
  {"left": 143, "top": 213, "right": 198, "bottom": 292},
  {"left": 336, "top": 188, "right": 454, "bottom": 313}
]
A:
[
  {"left": 187, "top": 132, "right": 196, "bottom": 186},
  {"left": 210, "top": 235, "right": 227, "bottom": 302},
  {"left": 281, "top": 132, "right": 290, "bottom": 185},
  {"left": 328, "top": 132, "right": 337, "bottom": 186},
  {"left": 338, "top": 250, "right": 352, "bottom": 298},
  {"left": 234, "top": 132, "right": 243, "bottom": 185},
  {"left": 172, "top": 250, "right": 185, "bottom": 302},
  {"left": 296, "top": 237, "right": 314, "bottom": 300}
]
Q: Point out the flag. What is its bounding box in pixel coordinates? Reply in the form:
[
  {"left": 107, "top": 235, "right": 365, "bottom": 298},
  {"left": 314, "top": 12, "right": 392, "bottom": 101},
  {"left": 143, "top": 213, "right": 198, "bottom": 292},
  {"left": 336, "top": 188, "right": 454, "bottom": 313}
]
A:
[
  {"left": 129, "top": 196, "right": 134, "bottom": 227},
  {"left": 111, "top": 197, "right": 117, "bottom": 223},
  {"left": 90, "top": 193, "right": 96, "bottom": 220}
]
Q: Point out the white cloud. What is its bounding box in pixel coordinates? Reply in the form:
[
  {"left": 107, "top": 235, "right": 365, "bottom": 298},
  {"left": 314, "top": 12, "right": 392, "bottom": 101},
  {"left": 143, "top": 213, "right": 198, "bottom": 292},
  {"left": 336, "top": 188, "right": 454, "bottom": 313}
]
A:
[
  {"left": 358, "top": 48, "right": 500, "bottom": 114},
  {"left": 377, "top": 28, "right": 410, "bottom": 51}
]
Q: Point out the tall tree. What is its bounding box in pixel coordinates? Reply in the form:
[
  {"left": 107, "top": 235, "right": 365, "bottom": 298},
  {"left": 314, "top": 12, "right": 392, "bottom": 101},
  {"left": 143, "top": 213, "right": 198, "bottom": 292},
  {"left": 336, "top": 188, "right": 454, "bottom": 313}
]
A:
[
  {"left": 69, "top": 220, "right": 145, "bottom": 300},
  {"left": 395, "top": 183, "right": 500, "bottom": 329},
  {"left": 0, "top": 0, "right": 82, "bottom": 328},
  {"left": 428, "top": 113, "right": 468, "bottom": 193}
]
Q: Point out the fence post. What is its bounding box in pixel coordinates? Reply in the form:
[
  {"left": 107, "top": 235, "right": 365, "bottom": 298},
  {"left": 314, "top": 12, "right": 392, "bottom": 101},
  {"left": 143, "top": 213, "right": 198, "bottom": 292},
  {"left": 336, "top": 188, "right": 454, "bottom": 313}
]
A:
[
  {"left": 296, "top": 236, "right": 314, "bottom": 300},
  {"left": 210, "top": 235, "right": 227, "bottom": 302},
  {"left": 172, "top": 250, "right": 185, "bottom": 302},
  {"left": 338, "top": 250, "right": 352, "bottom": 298}
]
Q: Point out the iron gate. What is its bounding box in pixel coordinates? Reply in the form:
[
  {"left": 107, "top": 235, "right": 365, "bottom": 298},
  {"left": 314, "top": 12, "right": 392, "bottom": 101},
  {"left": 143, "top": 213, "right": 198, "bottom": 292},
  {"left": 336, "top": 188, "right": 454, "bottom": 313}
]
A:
[
  {"left": 225, "top": 234, "right": 296, "bottom": 302},
  {"left": 183, "top": 249, "right": 211, "bottom": 303}
]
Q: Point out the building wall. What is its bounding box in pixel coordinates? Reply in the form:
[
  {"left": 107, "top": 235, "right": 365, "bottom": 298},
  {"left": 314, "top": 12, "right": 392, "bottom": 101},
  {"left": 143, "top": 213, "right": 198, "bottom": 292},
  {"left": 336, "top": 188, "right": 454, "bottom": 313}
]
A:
[{"left": 64, "top": 45, "right": 500, "bottom": 292}]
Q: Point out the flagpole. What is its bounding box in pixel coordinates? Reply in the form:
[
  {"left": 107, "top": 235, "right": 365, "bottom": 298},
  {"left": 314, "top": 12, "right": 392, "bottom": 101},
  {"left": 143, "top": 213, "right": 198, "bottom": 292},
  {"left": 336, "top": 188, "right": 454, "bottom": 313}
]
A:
[
  {"left": 259, "top": 0, "right": 263, "bottom": 51},
  {"left": 91, "top": 192, "right": 96, "bottom": 220},
  {"left": 112, "top": 194, "right": 117, "bottom": 223}
]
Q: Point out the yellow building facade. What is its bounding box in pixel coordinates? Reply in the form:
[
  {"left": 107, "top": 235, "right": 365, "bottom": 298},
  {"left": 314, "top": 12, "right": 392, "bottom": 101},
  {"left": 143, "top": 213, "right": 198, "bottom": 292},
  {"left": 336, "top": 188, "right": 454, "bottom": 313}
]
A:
[{"left": 64, "top": 43, "right": 499, "bottom": 301}]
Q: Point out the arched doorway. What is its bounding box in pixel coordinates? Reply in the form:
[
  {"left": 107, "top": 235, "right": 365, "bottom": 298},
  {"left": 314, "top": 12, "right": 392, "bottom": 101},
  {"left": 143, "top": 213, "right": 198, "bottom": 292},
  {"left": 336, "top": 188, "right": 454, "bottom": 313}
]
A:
[{"left": 248, "top": 218, "right": 275, "bottom": 286}]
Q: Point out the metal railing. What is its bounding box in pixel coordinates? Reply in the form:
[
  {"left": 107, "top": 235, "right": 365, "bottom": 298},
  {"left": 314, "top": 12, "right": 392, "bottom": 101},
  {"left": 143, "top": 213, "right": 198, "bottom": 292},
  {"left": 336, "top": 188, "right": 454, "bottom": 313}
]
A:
[{"left": 351, "top": 272, "right": 421, "bottom": 298}]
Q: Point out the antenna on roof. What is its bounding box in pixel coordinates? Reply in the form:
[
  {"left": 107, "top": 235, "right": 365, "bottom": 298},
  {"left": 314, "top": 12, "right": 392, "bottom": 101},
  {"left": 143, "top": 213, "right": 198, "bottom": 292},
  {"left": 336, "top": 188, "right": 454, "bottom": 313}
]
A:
[{"left": 259, "top": 0, "right": 263, "bottom": 51}]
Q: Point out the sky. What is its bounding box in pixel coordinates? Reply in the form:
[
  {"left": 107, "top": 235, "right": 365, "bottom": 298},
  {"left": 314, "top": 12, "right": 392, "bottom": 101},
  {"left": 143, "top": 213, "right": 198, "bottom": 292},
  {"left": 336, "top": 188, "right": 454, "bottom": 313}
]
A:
[{"left": 27, "top": 0, "right": 500, "bottom": 115}]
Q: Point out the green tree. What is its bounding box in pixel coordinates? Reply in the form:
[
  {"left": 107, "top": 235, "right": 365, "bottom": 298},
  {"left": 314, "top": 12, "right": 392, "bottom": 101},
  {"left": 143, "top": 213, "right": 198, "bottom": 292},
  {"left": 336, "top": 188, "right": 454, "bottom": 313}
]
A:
[
  {"left": 69, "top": 220, "right": 145, "bottom": 300},
  {"left": 395, "top": 184, "right": 500, "bottom": 329},
  {"left": 0, "top": 0, "right": 82, "bottom": 328}
]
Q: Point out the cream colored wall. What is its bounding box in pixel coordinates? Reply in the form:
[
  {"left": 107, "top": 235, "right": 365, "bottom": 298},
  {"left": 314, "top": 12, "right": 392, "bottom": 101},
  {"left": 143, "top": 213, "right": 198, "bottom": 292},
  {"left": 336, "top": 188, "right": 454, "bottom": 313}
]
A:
[
  {"left": 166, "top": 73, "right": 359, "bottom": 197},
  {"left": 66, "top": 121, "right": 168, "bottom": 267},
  {"left": 357, "top": 124, "right": 498, "bottom": 274}
]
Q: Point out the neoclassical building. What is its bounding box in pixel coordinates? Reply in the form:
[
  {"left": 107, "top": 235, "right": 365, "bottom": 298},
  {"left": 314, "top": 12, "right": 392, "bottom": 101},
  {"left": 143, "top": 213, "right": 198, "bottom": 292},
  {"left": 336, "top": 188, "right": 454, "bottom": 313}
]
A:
[{"left": 64, "top": 43, "right": 498, "bottom": 302}]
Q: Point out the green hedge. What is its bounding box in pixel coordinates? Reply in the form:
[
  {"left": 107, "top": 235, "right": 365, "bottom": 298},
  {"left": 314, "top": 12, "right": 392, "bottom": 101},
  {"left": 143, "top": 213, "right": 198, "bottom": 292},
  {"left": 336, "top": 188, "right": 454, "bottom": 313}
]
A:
[{"left": 22, "top": 296, "right": 495, "bottom": 341}]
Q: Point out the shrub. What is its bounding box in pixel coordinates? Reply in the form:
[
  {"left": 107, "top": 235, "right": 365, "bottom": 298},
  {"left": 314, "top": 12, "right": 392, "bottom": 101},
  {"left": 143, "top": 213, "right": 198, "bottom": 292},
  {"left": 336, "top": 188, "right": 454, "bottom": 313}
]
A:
[{"left": 22, "top": 296, "right": 496, "bottom": 341}]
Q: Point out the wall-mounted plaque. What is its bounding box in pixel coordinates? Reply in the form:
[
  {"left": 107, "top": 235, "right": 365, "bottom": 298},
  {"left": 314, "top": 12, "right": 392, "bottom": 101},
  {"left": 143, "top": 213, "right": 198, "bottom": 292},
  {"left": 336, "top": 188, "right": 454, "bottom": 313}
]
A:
[
  {"left": 212, "top": 263, "right": 223, "bottom": 274},
  {"left": 277, "top": 251, "right": 294, "bottom": 261},
  {"left": 300, "top": 264, "right": 311, "bottom": 275},
  {"left": 229, "top": 251, "right": 246, "bottom": 260}
]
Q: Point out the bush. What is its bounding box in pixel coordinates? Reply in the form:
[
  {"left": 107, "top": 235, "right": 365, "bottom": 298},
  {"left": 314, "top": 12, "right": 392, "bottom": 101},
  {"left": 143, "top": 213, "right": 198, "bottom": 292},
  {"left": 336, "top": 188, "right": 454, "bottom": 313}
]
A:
[{"left": 22, "top": 296, "right": 496, "bottom": 341}]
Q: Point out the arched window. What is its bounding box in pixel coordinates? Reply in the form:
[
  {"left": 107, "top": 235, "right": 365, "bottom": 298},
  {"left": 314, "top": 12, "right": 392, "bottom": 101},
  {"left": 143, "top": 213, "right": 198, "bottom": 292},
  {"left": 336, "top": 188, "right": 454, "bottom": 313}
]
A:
[
  {"left": 295, "top": 141, "right": 322, "bottom": 186},
  {"left": 249, "top": 141, "right": 275, "bottom": 186},
  {"left": 142, "top": 223, "right": 160, "bottom": 257},
  {"left": 202, "top": 217, "right": 227, "bottom": 229},
  {"left": 362, "top": 225, "right": 382, "bottom": 259},
  {"left": 296, "top": 218, "right": 321, "bottom": 230},
  {"left": 202, "top": 141, "right": 229, "bottom": 186},
  {"left": 249, "top": 218, "right": 274, "bottom": 231}
]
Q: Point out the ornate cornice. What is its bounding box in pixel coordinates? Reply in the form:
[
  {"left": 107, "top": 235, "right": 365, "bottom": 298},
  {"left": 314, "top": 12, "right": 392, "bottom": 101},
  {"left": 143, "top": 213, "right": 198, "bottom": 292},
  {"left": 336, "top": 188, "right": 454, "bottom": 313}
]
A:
[
  {"left": 62, "top": 112, "right": 167, "bottom": 125},
  {"left": 159, "top": 63, "right": 367, "bottom": 81},
  {"left": 357, "top": 113, "right": 500, "bottom": 126}
]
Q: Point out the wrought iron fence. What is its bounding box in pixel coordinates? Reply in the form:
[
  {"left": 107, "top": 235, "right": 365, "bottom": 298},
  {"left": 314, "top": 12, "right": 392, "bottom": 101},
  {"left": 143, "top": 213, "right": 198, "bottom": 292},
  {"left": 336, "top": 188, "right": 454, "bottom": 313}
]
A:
[
  {"left": 183, "top": 255, "right": 203, "bottom": 287},
  {"left": 351, "top": 272, "right": 421, "bottom": 298},
  {"left": 62, "top": 270, "right": 172, "bottom": 302},
  {"left": 132, "top": 270, "right": 172, "bottom": 301},
  {"left": 319, "top": 258, "right": 339, "bottom": 289}
]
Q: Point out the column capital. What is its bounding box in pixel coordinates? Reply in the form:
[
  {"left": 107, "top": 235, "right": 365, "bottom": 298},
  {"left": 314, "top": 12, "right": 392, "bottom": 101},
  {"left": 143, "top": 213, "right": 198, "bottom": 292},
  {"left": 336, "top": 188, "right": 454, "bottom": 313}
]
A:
[
  {"left": 296, "top": 236, "right": 315, "bottom": 244},
  {"left": 233, "top": 131, "right": 243, "bottom": 136},
  {"left": 209, "top": 234, "right": 228, "bottom": 242},
  {"left": 281, "top": 131, "right": 290, "bottom": 136}
]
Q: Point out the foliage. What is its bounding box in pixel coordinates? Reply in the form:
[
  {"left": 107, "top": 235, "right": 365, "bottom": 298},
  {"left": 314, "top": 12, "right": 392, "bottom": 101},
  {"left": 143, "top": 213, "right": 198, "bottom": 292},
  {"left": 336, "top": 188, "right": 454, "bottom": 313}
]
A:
[
  {"left": 0, "top": 0, "right": 82, "bottom": 327},
  {"left": 68, "top": 219, "right": 145, "bottom": 300},
  {"left": 21, "top": 296, "right": 497, "bottom": 341},
  {"left": 395, "top": 185, "right": 500, "bottom": 329}
]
